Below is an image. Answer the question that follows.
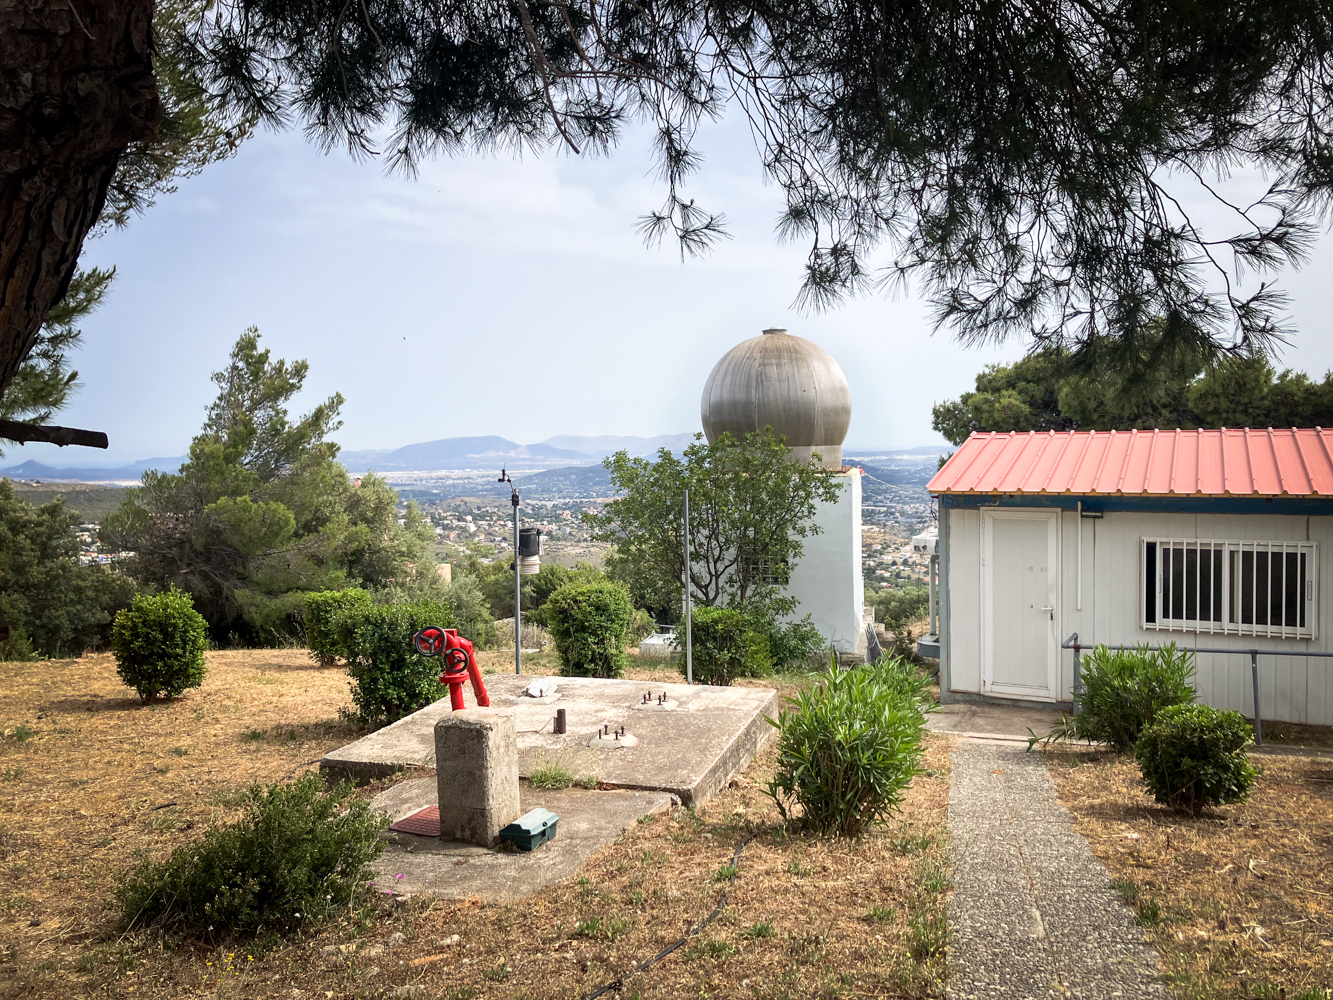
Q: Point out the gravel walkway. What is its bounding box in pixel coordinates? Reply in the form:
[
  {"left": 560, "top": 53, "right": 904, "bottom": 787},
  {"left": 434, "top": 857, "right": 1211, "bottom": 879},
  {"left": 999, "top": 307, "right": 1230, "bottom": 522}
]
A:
[{"left": 947, "top": 741, "right": 1166, "bottom": 999}]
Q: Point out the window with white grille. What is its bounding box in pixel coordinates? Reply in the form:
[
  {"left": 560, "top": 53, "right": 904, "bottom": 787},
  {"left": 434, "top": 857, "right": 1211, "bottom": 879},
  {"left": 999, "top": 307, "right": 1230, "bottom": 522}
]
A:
[{"left": 1142, "top": 538, "right": 1317, "bottom": 638}]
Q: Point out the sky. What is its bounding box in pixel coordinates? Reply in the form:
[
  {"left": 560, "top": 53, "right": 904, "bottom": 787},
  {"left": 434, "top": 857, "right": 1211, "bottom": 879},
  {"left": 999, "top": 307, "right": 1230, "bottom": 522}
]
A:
[{"left": 14, "top": 109, "right": 1333, "bottom": 467}]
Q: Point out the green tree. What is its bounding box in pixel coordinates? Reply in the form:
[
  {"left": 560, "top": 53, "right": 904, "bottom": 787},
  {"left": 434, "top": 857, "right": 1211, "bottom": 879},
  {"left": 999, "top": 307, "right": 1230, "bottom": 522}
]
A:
[
  {"left": 933, "top": 342, "right": 1333, "bottom": 446},
  {"left": 588, "top": 430, "right": 841, "bottom": 620},
  {"left": 0, "top": 268, "right": 116, "bottom": 444},
  {"left": 103, "top": 331, "right": 428, "bottom": 644},
  {"left": 5, "top": 1, "right": 1333, "bottom": 409},
  {"left": 526, "top": 563, "right": 606, "bottom": 627},
  {"left": 0, "top": 480, "right": 135, "bottom": 659},
  {"left": 1, "top": 0, "right": 251, "bottom": 437}
]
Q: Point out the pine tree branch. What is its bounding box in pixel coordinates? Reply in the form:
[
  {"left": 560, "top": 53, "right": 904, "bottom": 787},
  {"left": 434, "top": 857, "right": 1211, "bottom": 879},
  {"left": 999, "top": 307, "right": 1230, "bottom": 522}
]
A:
[{"left": 0, "top": 419, "right": 109, "bottom": 449}]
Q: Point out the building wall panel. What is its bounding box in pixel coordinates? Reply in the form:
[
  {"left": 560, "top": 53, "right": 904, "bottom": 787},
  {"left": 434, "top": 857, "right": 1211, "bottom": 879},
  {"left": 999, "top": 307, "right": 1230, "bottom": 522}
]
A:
[{"left": 946, "top": 508, "right": 982, "bottom": 695}]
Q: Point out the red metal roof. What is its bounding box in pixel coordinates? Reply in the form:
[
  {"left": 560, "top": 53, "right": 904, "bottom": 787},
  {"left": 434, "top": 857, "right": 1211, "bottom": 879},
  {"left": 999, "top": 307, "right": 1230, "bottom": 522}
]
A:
[{"left": 927, "top": 428, "right": 1333, "bottom": 497}]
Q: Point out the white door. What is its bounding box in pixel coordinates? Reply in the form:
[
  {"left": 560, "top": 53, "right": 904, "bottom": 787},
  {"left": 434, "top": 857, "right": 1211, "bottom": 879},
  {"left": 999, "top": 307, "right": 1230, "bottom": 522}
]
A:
[{"left": 983, "top": 509, "right": 1060, "bottom": 700}]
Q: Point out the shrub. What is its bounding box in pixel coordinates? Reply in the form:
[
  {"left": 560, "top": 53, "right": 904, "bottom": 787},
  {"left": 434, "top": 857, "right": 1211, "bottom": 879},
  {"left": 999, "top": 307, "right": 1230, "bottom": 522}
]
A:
[
  {"left": 373, "top": 563, "right": 499, "bottom": 650},
  {"left": 116, "top": 774, "right": 385, "bottom": 937},
  {"left": 1074, "top": 644, "right": 1197, "bottom": 751},
  {"left": 340, "top": 600, "right": 457, "bottom": 726},
  {"left": 0, "top": 482, "right": 137, "bottom": 658},
  {"left": 303, "top": 588, "right": 373, "bottom": 664},
  {"left": 869, "top": 586, "right": 932, "bottom": 662},
  {"left": 0, "top": 598, "right": 37, "bottom": 662},
  {"left": 111, "top": 590, "right": 209, "bottom": 702},
  {"left": 437, "top": 576, "right": 501, "bottom": 649},
  {"left": 761, "top": 616, "right": 826, "bottom": 670},
  {"left": 767, "top": 655, "right": 929, "bottom": 837},
  {"left": 545, "top": 581, "right": 634, "bottom": 678},
  {"left": 1031, "top": 643, "right": 1197, "bottom": 752},
  {"left": 1135, "top": 704, "right": 1259, "bottom": 815},
  {"left": 628, "top": 607, "right": 656, "bottom": 644},
  {"left": 675, "top": 606, "right": 772, "bottom": 685}
]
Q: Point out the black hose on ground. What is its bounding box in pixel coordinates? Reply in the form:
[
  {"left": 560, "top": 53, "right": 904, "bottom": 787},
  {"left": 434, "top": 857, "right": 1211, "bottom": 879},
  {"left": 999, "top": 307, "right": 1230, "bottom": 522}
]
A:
[{"left": 583, "top": 831, "right": 761, "bottom": 1000}]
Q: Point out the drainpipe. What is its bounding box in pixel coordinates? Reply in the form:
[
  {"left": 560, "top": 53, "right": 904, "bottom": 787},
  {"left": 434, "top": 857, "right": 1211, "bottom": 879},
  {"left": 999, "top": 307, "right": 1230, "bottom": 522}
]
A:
[{"left": 938, "top": 501, "right": 952, "bottom": 703}]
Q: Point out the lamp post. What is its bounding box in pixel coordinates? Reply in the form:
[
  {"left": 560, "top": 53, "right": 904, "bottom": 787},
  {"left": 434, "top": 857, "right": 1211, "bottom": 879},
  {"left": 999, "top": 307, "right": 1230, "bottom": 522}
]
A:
[
  {"left": 683, "top": 489, "right": 693, "bottom": 684},
  {"left": 498, "top": 468, "right": 541, "bottom": 675}
]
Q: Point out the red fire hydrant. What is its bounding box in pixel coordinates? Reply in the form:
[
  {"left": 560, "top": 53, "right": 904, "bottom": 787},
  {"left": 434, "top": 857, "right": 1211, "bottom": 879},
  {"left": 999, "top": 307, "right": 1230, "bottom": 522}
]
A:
[{"left": 411, "top": 627, "right": 491, "bottom": 711}]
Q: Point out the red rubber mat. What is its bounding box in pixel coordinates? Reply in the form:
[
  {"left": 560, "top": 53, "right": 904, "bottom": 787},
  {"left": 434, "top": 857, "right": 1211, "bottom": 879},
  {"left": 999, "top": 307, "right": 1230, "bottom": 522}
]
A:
[{"left": 388, "top": 806, "right": 440, "bottom": 837}]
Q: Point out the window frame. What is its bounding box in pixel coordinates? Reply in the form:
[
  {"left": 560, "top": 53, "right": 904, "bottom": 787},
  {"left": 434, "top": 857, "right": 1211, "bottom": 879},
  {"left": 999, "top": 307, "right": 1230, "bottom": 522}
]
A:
[{"left": 1141, "top": 537, "right": 1318, "bottom": 640}]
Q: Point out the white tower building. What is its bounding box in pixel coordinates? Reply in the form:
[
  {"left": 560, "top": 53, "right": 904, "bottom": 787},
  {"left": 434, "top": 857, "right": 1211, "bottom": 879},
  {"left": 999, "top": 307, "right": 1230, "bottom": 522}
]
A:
[{"left": 701, "top": 329, "right": 865, "bottom": 654}]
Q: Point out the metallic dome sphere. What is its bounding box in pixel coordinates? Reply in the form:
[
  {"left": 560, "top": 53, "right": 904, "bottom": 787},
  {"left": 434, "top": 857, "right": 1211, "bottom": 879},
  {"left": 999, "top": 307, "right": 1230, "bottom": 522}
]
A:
[{"left": 701, "top": 328, "right": 851, "bottom": 466}]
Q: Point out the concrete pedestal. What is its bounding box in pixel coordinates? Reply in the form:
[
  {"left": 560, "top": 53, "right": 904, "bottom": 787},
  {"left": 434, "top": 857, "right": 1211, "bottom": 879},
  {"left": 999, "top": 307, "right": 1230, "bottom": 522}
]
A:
[{"left": 434, "top": 708, "right": 521, "bottom": 846}]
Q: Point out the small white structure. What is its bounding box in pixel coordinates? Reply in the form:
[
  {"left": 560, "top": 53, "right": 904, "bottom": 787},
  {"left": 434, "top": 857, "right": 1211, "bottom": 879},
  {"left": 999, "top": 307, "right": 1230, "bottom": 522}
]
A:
[
  {"left": 930, "top": 428, "right": 1333, "bottom": 726},
  {"left": 701, "top": 328, "right": 865, "bottom": 654}
]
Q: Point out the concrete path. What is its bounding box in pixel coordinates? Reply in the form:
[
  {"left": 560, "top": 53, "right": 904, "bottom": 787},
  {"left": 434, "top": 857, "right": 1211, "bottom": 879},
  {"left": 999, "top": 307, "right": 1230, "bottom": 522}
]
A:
[
  {"left": 947, "top": 742, "right": 1165, "bottom": 999},
  {"left": 929, "top": 702, "right": 1071, "bottom": 742}
]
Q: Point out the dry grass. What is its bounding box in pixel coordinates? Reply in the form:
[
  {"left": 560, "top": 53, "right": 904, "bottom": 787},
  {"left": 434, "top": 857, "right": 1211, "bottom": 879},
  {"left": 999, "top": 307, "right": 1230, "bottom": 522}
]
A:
[
  {"left": 1251, "top": 719, "right": 1333, "bottom": 750},
  {"left": 1046, "top": 747, "right": 1333, "bottom": 998},
  {"left": 0, "top": 649, "right": 364, "bottom": 999},
  {"left": 0, "top": 650, "right": 952, "bottom": 1000}
]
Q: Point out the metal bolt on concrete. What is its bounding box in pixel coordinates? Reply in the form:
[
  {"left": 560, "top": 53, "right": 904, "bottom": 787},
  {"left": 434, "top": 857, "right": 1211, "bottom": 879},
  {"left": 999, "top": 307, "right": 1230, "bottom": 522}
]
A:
[{"left": 948, "top": 742, "right": 1166, "bottom": 999}]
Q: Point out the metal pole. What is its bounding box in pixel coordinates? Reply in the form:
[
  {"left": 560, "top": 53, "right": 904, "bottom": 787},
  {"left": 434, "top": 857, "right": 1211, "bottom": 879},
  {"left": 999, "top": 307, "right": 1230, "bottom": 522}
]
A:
[
  {"left": 1250, "top": 650, "right": 1262, "bottom": 745},
  {"left": 1071, "top": 634, "right": 1082, "bottom": 716},
  {"left": 929, "top": 554, "right": 938, "bottom": 635},
  {"left": 684, "top": 489, "right": 693, "bottom": 685},
  {"left": 514, "top": 492, "right": 521, "bottom": 676}
]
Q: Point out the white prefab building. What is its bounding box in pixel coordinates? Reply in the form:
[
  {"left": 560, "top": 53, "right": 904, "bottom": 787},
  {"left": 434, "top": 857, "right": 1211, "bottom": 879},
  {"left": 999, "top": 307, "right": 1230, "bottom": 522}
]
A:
[{"left": 929, "top": 428, "right": 1333, "bottom": 726}]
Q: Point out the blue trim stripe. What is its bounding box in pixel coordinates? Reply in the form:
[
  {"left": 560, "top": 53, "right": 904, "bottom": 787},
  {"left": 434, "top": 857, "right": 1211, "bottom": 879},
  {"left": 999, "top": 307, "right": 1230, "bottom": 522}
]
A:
[{"left": 937, "top": 494, "right": 1333, "bottom": 516}]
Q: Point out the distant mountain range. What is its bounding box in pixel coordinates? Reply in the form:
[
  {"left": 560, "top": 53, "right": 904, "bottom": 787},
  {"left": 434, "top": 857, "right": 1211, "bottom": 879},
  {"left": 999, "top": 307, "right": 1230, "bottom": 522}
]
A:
[
  {"left": 0, "top": 456, "right": 186, "bottom": 482},
  {"left": 0, "top": 434, "right": 699, "bottom": 482},
  {"left": 332, "top": 434, "right": 699, "bottom": 472},
  {"left": 0, "top": 434, "right": 951, "bottom": 484}
]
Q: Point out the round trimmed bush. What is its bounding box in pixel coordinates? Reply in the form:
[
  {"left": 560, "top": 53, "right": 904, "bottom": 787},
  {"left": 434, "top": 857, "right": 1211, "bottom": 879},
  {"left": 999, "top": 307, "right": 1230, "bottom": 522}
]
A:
[
  {"left": 302, "top": 588, "right": 372, "bottom": 664},
  {"left": 545, "top": 581, "right": 634, "bottom": 678},
  {"left": 111, "top": 590, "right": 209, "bottom": 702},
  {"left": 1135, "top": 704, "right": 1259, "bottom": 816},
  {"left": 674, "top": 606, "right": 772, "bottom": 685},
  {"left": 340, "top": 600, "right": 456, "bottom": 727}
]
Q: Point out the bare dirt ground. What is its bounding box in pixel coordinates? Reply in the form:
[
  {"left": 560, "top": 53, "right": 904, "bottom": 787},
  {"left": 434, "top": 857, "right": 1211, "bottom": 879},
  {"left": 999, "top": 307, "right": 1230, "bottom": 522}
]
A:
[
  {"left": 1, "top": 649, "right": 952, "bottom": 1000},
  {"left": 1045, "top": 746, "right": 1333, "bottom": 998}
]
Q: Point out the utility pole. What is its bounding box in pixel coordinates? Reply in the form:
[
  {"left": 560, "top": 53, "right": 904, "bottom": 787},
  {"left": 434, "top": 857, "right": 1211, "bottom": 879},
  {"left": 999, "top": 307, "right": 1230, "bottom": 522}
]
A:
[{"left": 683, "top": 489, "right": 693, "bottom": 684}]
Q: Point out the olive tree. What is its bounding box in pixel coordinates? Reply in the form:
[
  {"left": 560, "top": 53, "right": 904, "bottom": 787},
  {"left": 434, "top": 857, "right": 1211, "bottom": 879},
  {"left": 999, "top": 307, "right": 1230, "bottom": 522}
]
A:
[{"left": 586, "top": 430, "right": 842, "bottom": 619}]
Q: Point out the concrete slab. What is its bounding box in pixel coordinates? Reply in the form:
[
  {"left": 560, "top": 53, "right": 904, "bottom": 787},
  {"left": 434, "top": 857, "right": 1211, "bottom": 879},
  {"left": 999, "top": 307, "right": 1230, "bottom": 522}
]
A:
[
  {"left": 368, "top": 776, "right": 674, "bottom": 902},
  {"left": 322, "top": 675, "right": 778, "bottom": 804},
  {"left": 927, "top": 700, "right": 1071, "bottom": 742}
]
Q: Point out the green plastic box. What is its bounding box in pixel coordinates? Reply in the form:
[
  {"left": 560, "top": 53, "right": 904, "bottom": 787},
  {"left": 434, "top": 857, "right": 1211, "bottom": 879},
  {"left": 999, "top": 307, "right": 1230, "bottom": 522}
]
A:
[{"left": 499, "top": 808, "right": 558, "bottom": 852}]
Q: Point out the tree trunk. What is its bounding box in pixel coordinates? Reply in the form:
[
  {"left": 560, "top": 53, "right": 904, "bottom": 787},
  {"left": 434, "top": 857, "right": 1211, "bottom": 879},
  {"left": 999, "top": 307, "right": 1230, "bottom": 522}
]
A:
[{"left": 0, "top": 0, "right": 159, "bottom": 403}]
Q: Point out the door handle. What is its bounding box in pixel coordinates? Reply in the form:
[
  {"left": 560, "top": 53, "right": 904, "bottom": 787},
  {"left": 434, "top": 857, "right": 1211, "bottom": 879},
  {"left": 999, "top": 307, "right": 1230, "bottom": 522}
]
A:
[{"left": 1041, "top": 606, "right": 1054, "bottom": 621}]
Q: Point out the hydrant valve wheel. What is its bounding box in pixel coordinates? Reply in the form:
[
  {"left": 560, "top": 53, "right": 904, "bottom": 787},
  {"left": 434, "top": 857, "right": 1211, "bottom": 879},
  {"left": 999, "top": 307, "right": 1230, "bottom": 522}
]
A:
[
  {"left": 409, "top": 626, "right": 490, "bottom": 711},
  {"left": 413, "top": 628, "right": 447, "bottom": 657}
]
